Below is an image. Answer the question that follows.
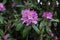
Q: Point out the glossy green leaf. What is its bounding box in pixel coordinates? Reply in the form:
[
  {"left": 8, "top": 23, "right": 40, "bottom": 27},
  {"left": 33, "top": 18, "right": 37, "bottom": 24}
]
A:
[
  {"left": 46, "top": 26, "right": 50, "bottom": 32},
  {"left": 16, "top": 23, "right": 23, "bottom": 31},
  {"left": 50, "top": 19, "right": 59, "bottom": 22},
  {"left": 39, "top": 21, "right": 45, "bottom": 34},
  {"left": 3, "top": 0, "right": 7, "bottom": 4},
  {"left": 22, "top": 27, "right": 31, "bottom": 38},
  {"left": 0, "top": 16, "right": 4, "bottom": 24},
  {"left": 39, "top": 21, "right": 44, "bottom": 30},
  {"left": 16, "top": 5, "right": 25, "bottom": 7},
  {"left": 13, "top": 19, "right": 20, "bottom": 26},
  {"left": 13, "top": 19, "right": 23, "bottom": 31},
  {"left": 38, "top": 18, "right": 42, "bottom": 21},
  {"left": 32, "top": 25, "right": 40, "bottom": 34},
  {"left": 0, "top": 29, "right": 3, "bottom": 36}
]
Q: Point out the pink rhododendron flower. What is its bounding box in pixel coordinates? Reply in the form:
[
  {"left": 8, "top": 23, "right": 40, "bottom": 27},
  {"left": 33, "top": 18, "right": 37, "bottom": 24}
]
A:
[
  {"left": 54, "top": 36, "right": 58, "bottom": 40},
  {"left": 21, "top": 9, "right": 38, "bottom": 26},
  {"left": 3, "top": 34, "right": 9, "bottom": 40},
  {"left": 42, "top": 11, "right": 53, "bottom": 19},
  {"left": 0, "top": 3, "right": 6, "bottom": 11}
]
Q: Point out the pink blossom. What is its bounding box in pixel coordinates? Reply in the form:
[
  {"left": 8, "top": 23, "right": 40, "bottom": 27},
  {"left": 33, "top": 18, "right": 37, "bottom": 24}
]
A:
[
  {"left": 3, "top": 34, "right": 9, "bottom": 40},
  {"left": 0, "top": 3, "right": 6, "bottom": 11},
  {"left": 21, "top": 9, "right": 38, "bottom": 26},
  {"left": 54, "top": 36, "right": 58, "bottom": 40},
  {"left": 42, "top": 11, "right": 53, "bottom": 19}
]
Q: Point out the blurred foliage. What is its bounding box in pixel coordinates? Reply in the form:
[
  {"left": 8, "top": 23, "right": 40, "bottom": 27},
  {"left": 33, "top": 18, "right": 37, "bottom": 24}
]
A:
[{"left": 0, "top": 0, "right": 59, "bottom": 40}]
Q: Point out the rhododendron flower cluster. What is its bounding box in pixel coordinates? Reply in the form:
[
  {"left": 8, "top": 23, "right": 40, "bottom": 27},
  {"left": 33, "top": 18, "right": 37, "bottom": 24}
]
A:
[
  {"left": 0, "top": 0, "right": 59, "bottom": 40},
  {"left": 21, "top": 9, "right": 38, "bottom": 26},
  {"left": 42, "top": 11, "right": 53, "bottom": 19},
  {"left": 0, "top": 3, "right": 6, "bottom": 11}
]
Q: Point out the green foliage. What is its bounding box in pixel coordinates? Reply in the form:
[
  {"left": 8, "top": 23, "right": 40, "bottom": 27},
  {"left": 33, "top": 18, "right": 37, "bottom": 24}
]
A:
[
  {"left": 39, "top": 21, "right": 45, "bottom": 34},
  {"left": 13, "top": 19, "right": 23, "bottom": 31},
  {"left": 0, "top": 16, "right": 4, "bottom": 24},
  {"left": 22, "top": 26, "right": 31, "bottom": 38},
  {"left": 8, "top": 38, "right": 16, "bottom": 40},
  {"left": 32, "top": 25, "right": 40, "bottom": 34},
  {"left": 0, "top": 37, "right": 2, "bottom": 40},
  {"left": 0, "top": 0, "right": 59, "bottom": 40},
  {"left": 3, "top": 0, "right": 7, "bottom": 4},
  {"left": 0, "top": 29, "right": 3, "bottom": 36}
]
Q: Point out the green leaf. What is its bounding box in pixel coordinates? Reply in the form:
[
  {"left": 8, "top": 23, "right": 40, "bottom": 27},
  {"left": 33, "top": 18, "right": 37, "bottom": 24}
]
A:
[
  {"left": 46, "top": 26, "right": 50, "bottom": 32},
  {"left": 38, "top": 18, "right": 42, "bottom": 21},
  {"left": 50, "top": 19, "right": 59, "bottom": 22},
  {"left": 0, "top": 36, "right": 2, "bottom": 40},
  {"left": 39, "top": 21, "right": 45, "bottom": 34},
  {"left": 8, "top": 38, "right": 16, "bottom": 40},
  {"left": 32, "top": 25, "right": 40, "bottom": 34},
  {"left": 0, "top": 16, "right": 4, "bottom": 24},
  {"left": 3, "top": 0, "right": 7, "bottom": 4},
  {"left": 39, "top": 21, "right": 44, "bottom": 30},
  {"left": 13, "top": 19, "right": 20, "bottom": 26},
  {"left": 16, "top": 5, "right": 25, "bottom": 7},
  {"left": 53, "top": 22, "right": 57, "bottom": 27},
  {"left": 22, "top": 27, "right": 31, "bottom": 38},
  {"left": 13, "top": 19, "right": 23, "bottom": 31},
  {"left": 16, "top": 23, "right": 23, "bottom": 31},
  {"left": 0, "top": 29, "right": 3, "bottom": 36}
]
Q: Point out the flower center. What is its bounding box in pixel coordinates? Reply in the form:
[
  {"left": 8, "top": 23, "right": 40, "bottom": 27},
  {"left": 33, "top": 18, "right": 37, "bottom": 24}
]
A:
[{"left": 29, "top": 13, "right": 32, "bottom": 16}]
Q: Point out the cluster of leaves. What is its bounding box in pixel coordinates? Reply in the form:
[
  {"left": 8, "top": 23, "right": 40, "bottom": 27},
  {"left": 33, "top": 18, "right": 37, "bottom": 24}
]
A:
[{"left": 0, "top": 0, "right": 59, "bottom": 40}]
